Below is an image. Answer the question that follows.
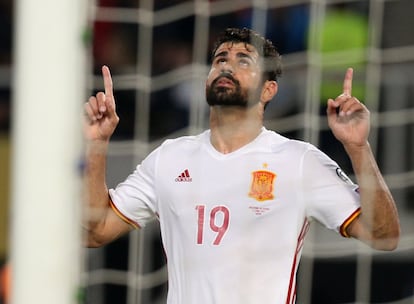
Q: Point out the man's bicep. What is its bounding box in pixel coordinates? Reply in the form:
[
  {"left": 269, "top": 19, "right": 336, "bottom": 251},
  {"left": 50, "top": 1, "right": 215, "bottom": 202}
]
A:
[
  {"left": 346, "top": 216, "right": 372, "bottom": 244},
  {"left": 102, "top": 206, "right": 136, "bottom": 243},
  {"left": 86, "top": 206, "right": 135, "bottom": 248}
]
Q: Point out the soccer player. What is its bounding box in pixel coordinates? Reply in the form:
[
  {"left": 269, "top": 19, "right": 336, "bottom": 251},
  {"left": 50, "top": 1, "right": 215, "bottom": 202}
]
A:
[{"left": 83, "top": 28, "right": 400, "bottom": 303}]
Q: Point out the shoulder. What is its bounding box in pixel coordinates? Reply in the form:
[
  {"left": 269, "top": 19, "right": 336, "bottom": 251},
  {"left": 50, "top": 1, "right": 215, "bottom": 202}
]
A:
[
  {"left": 137, "top": 131, "right": 208, "bottom": 176},
  {"left": 147, "top": 131, "right": 208, "bottom": 159},
  {"left": 160, "top": 131, "right": 207, "bottom": 149},
  {"left": 261, "top": 128, "right": 315, "bottom": 155},
  {"left": 261, "top": 129, "right": 338, "bottom": 168}
]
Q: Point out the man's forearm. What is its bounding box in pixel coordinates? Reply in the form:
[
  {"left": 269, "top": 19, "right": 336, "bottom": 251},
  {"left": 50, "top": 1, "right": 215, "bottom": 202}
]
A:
[
  {"left": 346, "top": 142, "right": 400, "bottom": 249},
  {"left": 83, "top": 140, "right": 111, "bottom": 234}
]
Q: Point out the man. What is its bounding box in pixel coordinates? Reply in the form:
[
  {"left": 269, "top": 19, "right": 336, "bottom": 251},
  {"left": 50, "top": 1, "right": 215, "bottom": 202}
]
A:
[{"left": 83, "top": 28, "right": 400, "bottom": 303}]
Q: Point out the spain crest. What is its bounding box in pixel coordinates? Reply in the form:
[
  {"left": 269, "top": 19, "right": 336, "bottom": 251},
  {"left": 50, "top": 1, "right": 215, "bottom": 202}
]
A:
[{"left": 248, "top": 170, "right": 276, "bottom": 202}]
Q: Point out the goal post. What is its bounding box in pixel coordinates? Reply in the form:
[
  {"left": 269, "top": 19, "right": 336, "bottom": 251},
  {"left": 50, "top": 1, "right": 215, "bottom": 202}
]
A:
[{"left": 10, "top": 0, "right": 88, "bottom": 303}]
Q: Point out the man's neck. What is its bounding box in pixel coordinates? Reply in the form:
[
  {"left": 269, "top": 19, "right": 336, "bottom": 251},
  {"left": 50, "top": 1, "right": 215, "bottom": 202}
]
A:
[{"left": 209, "top": 105, "right": 264, "bottom": 154}]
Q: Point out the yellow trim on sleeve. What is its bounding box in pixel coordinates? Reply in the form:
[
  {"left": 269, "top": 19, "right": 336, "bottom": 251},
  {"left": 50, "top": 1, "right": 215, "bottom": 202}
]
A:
[
  {"left": 109, "top": 199, "right": 140, "bottom": 229},
  {"left": 340, "top": 208, "right": 361, "bottom": 238}
]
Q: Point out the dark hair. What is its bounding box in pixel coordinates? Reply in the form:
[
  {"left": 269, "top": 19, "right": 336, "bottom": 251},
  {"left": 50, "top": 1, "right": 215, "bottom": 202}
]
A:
[{"left": 211, "top": 27, "right": 283, "bottom": 82}]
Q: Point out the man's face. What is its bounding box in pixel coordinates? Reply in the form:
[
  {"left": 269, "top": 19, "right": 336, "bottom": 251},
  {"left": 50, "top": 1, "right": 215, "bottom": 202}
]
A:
[{"left": 206, "top": 42, "right": 263, "bottom": 107}]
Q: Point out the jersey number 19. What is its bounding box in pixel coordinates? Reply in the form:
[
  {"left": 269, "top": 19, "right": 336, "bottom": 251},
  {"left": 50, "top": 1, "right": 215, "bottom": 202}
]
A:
[{"left": 196, "top": 205, "right": 230, "bottom": 245}]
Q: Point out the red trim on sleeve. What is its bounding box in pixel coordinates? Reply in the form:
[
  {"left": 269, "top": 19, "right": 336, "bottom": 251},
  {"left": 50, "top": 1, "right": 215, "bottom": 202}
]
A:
[
  {"left": 340, "top": 208, "right": 361, "bottom": 238},
  {"left": 109, "top": 199, "right": 141, "bottom": 229}
]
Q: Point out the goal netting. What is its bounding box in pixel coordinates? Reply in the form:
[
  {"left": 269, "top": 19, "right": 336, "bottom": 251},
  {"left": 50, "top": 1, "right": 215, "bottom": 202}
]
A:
[{"left": 84, "top": 0, "right": 414, "bottom": 303}]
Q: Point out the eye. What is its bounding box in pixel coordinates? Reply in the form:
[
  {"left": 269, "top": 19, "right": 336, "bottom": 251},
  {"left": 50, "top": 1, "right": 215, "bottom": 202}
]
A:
[
  {"left": 216, "top": 58, "right": 226, "bottom": 65},
  {"left": 239, "top": 59, "right": 250, "bottom": 67}
]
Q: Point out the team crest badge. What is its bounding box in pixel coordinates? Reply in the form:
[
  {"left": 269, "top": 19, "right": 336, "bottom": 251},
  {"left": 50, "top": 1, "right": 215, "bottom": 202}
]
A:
[{"left": 248, "top": 170, "right": 276, "bottom": 202}]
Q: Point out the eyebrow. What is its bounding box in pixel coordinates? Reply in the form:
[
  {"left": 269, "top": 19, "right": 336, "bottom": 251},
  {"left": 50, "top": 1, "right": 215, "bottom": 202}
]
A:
[{"left": 213, "top": 51, "right": 256, "bottom": 62}]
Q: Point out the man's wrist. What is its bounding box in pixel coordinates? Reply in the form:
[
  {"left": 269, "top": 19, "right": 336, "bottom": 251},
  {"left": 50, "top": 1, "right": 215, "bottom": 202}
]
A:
[
  {"left": 343, "top": 141, "right": 371, "bottom": 156},
  {"left": 86, "top": 139, "right": 110, "bottom": 154}
]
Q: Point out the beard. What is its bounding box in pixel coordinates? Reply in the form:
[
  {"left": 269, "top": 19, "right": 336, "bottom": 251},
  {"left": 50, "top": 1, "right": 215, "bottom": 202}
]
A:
[{"left": 206, "top": 73, "right": 260, "bottom": 108}]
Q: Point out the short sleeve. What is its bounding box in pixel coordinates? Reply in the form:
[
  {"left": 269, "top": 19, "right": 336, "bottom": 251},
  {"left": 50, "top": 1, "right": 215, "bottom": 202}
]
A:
[
  {"left": 109, "top": 148, "right": 160, "bottom": 228},
  {"left": 302, "top": 145, "right": 361, "bottom": 235}
]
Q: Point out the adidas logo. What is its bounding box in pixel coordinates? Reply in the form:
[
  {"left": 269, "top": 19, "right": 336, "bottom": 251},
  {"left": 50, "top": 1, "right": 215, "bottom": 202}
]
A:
[{"left": 175, "top": 169, "right": 192, "bottom": 182}]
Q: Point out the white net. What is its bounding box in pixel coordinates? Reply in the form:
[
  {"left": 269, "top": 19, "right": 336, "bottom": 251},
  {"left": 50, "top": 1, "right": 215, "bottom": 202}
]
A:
[{"left": 84, "top": 0, "right": 414, "bottom": 303}]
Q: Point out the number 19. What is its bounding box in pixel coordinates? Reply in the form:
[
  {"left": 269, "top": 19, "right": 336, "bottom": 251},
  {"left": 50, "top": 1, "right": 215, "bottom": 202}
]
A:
[{"left": 196, "top": 205, "right": 230, "bottom": 245}]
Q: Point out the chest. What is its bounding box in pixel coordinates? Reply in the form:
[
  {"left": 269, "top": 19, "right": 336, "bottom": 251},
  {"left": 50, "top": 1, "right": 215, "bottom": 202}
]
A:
[{"left": 154, "top": 150, "right": 305, "bottom": 241}]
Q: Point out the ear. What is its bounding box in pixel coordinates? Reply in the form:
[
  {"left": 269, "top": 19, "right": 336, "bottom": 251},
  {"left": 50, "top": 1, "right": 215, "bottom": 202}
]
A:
[{"left": 261, "top": 80, "right": 278, "bottom": 104}]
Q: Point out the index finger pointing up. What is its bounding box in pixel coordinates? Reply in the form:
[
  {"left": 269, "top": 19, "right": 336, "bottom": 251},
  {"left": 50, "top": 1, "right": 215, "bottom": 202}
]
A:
[
  {"left": 102, "top": 65, "right": 114, "bottom": 98},
  {"left": 343, "top": 67, "right": 353, "bottom": 96}
]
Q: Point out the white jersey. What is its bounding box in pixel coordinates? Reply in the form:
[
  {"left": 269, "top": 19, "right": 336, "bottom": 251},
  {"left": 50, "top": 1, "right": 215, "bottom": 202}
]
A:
[{"left": 109, "top": 128, "right": 361, "bottom": 304}]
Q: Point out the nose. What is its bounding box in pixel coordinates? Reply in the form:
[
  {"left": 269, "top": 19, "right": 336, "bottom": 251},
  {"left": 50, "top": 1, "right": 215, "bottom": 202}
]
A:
[{"left": 220, "top": 65, "right": 233, "bottom": 75}]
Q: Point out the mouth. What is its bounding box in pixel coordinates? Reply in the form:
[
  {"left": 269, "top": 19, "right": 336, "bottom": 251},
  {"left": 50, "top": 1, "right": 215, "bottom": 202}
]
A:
[{"left": 215, "top": 76, "right": 235, "bottom": 88}]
